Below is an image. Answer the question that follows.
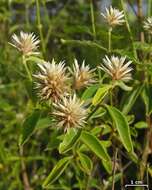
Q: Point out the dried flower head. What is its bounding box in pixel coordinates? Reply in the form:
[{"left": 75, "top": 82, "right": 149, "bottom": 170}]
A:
[
  {"left": 100, "top": 55, "right": 133, "bottom": 82},
  {"left": 101, "top": 6, "right": 125, "bottom": 27},
  {"left": 34, "top": 59, "right": 69, "bottom": 102},
  {"left": 9, "top": 31, "right": 40, "bottom": 56},
  {"left": 70, "top": 59, "right": 95, "bottom": 90},
  {"left": 143, "top": 17, "right": 152, "bottom": 34},
  {"left": 53, "top": 94, "right": 87, "bottom": 132}
]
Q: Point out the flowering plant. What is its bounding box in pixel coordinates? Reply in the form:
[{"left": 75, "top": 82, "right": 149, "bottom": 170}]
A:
[{"left": 0, "top": 1, "right": 152, "bottom": 190}]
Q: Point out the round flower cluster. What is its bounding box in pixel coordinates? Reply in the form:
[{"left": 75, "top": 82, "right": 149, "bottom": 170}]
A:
[
  {"left": 101, "top": 6, "right": 125, "bottom": 28},
  {"left": 33, "top": 58, "right": 95, "bottom": 131}
]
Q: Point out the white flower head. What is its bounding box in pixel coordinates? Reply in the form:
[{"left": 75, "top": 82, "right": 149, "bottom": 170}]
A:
[
  {"left": 53, "top": 94, "right": 87, "bottom": 132},
  {"left": 143, "top": 17, "right": 152, "bottom": 34},
  {"left": 101, "top": 6, "right": 125, "bottom": 27},
  {"left": 100, "top": 55, "right": 133, "bottom": 82},
  {"left": 9, "top": 31, "right": 40, "bottom": 56},
  {"left": 70, "top": 59, "right": 96, "bottom": 90},
  {"left": 34, "top": 59, "right": 69, "bottom": 103}
]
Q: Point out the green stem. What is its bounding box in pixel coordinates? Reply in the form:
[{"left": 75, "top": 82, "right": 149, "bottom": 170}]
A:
[
  {"left": 108, "top": 27, "right": 112, "bottom": 53},
  {"left": 90, "top": 0, "right": 96, "bottom": 40},
  {"left": 148, "top": 0, "right": 151, "bottom": 17},
  {"left": 121, "top": 0, "right": 137, "bottom": 59},
  {"left": 36, "top": 0, "right": 45, "bottom": 57},
  {"left": 22, "top": 55, "right": 32, "bottom": 81}
]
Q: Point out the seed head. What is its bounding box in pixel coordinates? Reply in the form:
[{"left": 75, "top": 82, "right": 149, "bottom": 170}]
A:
[
  {"left": 70, "top": 59, "right": 95, "bottom": 90},
  {"left": 9, "top": 31, "right": 40, "bottom": 56},
  {"left": 101, "top": 6, "right": 125, "bottom": 27},
  {"left": 100, "top": 55, "right": 133, "bottom": 82},
  {"left": 53, "top": 94, "right": 87, "bottom": 132},
  {"left": 34, "top": 59, "right": 69, "bottom": 103},
  {"left": 143, "top": 17, "right": 152, "bottom": 34}
]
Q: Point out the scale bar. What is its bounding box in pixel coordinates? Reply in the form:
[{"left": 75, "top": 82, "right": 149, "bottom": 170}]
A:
[{"left": 125, "top": 184, "right": 148, "bottom": 187}]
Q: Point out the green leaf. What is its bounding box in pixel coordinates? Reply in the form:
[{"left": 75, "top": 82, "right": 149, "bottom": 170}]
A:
[
  {"left": 19, "top": 110, "right": 40, "bottom": 146},
  {"left": 102, "top": 124, "right": 112, "bottom": 135},
  {"left": 121, "top": 85, "right": 143, "bottom": 115},
  {"left": 90, "top": 107, "right": 106, "bottom": 119},
  {"left": 106, "top": 105, "right": 133, "bottom": 152},
  {"left": 43, "top": 156, "right": 72, "bottom": 188},
  {"left": 35, "top": 117, "right": 52, "bottom": 130},
  {"left": 92, "top": 85, "right": 112, "bottom": 106},
  {"left": 128, "top": 152, "right": 138, "bottom": 163},
  {"left": 81, "top": 85, "right": 99, "bottom": 100},
  {"left": 91, "top": 126, "right": 102, "bottom": 136},
  {"left": 134, "top": 121, "right": 148, "bottom": 129},
  {"left": 102, "top": 159, "right": 112, "bottom": 174},
  {"left": 100, "top": 140, "right": 111, "bottom": 148},
  {"left": 115, "top": 81, "right": 132, "bottom": 91},
  {"left": 59, "top": 128, "right": 81, "bottom": 154},
  {"left": 80, "top": 131, "right": 111, "bottom": 161},
  {"left": 61, "top": 39, "right": 107, "bottom": 52},
  {"left": 26, "top": 56, "right": 44, "bottom": 63},
  {"left": 78, "top": 152, "right": 93, "bottom": 175},
  {"left": 126, "top": 115, "right": 135, "bottom": 124}
]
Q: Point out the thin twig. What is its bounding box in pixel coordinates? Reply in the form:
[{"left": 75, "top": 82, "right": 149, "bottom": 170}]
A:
[
  {"left": 139, "top": 115, "right": 152, "bottom": 180},
  {"left": 36, "top": 0, "right": 45, "bottom": 57},
  {"left": 111, "top": 148, "right": 118, "bottom": 190},
  {"left": 137, "top": 0, "right": 144, "bottom": 42},
  {"left": 90, "top": 0, "right": 96, "bottom": 40},
  {"left": 20, "top": 147, "right": 32, "bottom": 190},
  {"left": 121, "top": 0, "right": 137, "bottom": 59}
]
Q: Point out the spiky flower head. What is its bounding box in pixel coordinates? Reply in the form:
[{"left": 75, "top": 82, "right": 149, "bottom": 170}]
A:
[
  {"left": 100, "top": 55, "right": 133, "bottom": 82},
  {"left": 34, "top": 59, "right": 69, "bottom": 103},
  {"left": 143, "top": 17, "right": 152, "bottom": 34},
  {"left": 9, "top": 31, "right": 40, "bottom": 56},
  {"left": 70, "top": 59, "right": 95, "bottom": 90},
  {"left": 101, "top": 6, "right": 125, "bottom": 27},
  {"left": 53, "top": 94, "right": 87, "bottom": 132}
]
